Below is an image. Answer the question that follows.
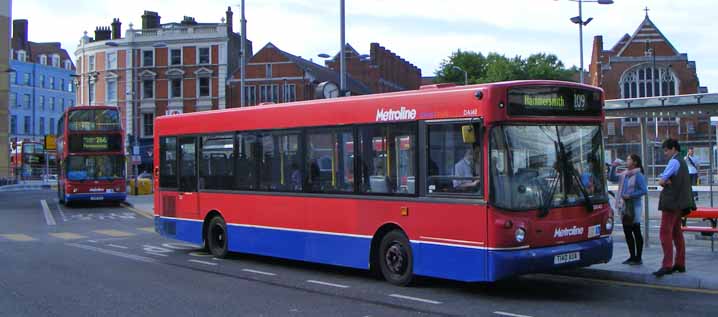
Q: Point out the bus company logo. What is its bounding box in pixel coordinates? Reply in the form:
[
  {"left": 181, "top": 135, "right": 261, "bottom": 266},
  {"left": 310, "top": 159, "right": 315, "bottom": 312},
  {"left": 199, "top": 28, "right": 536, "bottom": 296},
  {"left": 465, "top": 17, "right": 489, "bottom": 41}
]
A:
[
  {"left": 375, "top": 107, "right": 417, "bottom": 122},
  {"left": 554, "top": 226, "right": 584, "bottom": 238}
]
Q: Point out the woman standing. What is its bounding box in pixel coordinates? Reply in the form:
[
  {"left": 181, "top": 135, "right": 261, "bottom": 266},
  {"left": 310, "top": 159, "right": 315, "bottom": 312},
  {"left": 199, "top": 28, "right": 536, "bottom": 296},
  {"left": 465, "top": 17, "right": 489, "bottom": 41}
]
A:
[{"left": 609, "top": 154, "right": 648, "bottom": 265}]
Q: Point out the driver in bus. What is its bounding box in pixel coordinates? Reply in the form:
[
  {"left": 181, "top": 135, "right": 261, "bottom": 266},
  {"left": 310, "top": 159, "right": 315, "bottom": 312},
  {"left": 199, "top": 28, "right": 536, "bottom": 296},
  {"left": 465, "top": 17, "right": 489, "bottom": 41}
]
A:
[{"left": 453, "top": 148, "right": 480, "bottom": 191}]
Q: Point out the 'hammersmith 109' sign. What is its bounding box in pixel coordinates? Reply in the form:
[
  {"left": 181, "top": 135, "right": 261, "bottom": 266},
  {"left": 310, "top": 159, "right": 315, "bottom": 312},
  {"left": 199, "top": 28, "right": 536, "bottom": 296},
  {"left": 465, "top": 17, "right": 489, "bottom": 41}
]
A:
[{"left": 508, "top": 86, "right": 601, "bottom": 116}]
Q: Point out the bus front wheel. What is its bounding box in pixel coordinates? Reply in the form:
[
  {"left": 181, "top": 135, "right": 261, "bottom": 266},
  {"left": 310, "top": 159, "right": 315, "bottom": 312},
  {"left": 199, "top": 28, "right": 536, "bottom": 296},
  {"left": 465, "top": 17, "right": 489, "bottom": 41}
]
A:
[
  {"left": 207, "top": 216, "right": 228, "bottom": 258},
  {"left": 379, "top": 230, "right": 414, "bottom": 286}
]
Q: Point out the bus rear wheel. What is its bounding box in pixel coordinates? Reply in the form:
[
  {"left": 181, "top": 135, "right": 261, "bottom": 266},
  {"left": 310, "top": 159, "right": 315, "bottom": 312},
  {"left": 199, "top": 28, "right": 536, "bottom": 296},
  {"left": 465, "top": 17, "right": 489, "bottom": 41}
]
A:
[
  {"left": 379, "top": 230, "right": 414, "bottom": 286},
  {"left": 207, "top": 216, "right": 228, "bottom": 258}
]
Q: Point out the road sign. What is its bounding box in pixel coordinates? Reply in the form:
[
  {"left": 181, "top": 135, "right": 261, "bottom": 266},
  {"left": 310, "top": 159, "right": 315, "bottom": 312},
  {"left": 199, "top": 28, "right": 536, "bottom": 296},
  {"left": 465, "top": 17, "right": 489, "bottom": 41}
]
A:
[
  {"left": 132, "top": 155, "right": 142, "bottom": 165},
  {"left": 44, "top": 135, "right": 57, "bottom": 150},
  {"left": 133, "top": 146, "right": 140, "bottom": 155}
]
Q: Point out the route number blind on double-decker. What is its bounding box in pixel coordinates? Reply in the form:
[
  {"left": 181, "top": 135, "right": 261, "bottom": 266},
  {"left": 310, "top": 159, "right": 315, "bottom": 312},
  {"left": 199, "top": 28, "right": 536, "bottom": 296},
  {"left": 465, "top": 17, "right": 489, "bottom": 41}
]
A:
[
  {"left": 68, "top": 134, "right": 122, "bottom": 152},
  {"left": 507, "top": 86, "right": 601, "bottom": 116}
]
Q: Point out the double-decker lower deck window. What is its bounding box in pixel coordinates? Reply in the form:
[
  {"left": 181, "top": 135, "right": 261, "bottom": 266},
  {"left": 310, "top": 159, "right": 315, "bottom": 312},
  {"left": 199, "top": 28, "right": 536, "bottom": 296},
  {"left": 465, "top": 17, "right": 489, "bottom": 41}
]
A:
[{"left": 358, "top": 123, "right": 416, "bottom": 195}]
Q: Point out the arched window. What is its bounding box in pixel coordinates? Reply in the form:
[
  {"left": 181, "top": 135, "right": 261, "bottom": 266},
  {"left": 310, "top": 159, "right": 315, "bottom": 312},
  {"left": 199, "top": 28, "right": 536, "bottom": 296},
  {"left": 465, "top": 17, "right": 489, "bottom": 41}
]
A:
[
  {"left": 619, "top": 64, "right": 678, "bottom": 98},
  {"left": 39, "top": 55, "right": 47, "bottom": 65}
]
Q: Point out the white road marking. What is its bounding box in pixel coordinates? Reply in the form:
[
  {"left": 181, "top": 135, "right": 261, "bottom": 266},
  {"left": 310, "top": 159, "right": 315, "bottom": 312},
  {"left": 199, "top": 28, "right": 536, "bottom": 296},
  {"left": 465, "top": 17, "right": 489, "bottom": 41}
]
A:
[
  {"left": 242, "top": 269, "right": 276, "bottom": 276},
  {"left": 189, "top": 259, "right": 217, "bottom": 266},
  {"left": 307, "top": 280, "right": 350, "bottom": 289},
  {"left": 108, "top": 244, "right": 128, "bottom": 249},
  {"left": 388, "top": 294, "right": 442, "bottom": 305},
  {"left": 146, "top": 252, "right": 168, "bottom": 257},
  {"left": 494, "top": 311, "right": 534, "bottom": 317},
  {"left": 40, "top": 200, "right": 56, "bottom": 226},
  {"left": 68, "top": 243, "right": 157, "bottom": 264}
]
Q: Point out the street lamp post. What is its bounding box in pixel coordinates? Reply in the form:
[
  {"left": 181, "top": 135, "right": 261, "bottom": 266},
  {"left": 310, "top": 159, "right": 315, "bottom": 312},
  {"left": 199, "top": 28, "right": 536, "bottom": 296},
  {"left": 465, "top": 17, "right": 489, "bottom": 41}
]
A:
[
  {"left": 566, "top": 0, "right": 613, "bottom": 84},
  {"left": 339, "top": 0, "right": 346, "bottom": 95},
  {"left": 452, "top": 66, "right": 468, "bottom": 85}
]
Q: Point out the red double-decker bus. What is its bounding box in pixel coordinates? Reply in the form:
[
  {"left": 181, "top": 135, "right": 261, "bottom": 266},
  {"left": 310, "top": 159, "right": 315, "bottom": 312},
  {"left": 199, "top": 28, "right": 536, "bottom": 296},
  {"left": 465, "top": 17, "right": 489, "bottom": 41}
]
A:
[
  {"left": 154, "top": 80, "right": 613, "bottom": 284},
  {"left": 10, "top": 141, "right": 47, "bottom": 180},
  {"left": 56, "top": 106, "right": 127, "bottom": 205}
]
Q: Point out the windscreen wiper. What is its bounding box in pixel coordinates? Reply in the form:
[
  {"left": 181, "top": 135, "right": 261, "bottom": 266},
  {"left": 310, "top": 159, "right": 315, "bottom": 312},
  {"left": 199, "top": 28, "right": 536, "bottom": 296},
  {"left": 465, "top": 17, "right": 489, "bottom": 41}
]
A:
[
  {"left": 556, "top": 140, "right": 593, "bottom": 213},
  {"left": 538, "top": 142, "right": 561, "bottom": 218}
]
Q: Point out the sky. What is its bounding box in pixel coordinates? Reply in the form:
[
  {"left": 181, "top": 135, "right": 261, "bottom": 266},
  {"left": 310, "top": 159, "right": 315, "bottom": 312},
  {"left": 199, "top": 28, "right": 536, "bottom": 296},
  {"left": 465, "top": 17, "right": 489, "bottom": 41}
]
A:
[{"left": 11, "top": 0, "right": 718, "bottom": 91}]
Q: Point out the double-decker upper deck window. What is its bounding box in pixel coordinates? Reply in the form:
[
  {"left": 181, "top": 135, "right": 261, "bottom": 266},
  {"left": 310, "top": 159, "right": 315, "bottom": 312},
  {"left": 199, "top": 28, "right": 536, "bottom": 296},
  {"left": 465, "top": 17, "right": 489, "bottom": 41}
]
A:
[
  {"left": 68, "top": 109, "right": 121, "bottom": 131},
  {"left": 358, "top": 123, "right": 417, "bottom": 195},
  {"left": 427, "top": 122, "right": 482, "bottom": 196},
  {"left": 200, "top": 134, "right": 234, "bottom": 190}
]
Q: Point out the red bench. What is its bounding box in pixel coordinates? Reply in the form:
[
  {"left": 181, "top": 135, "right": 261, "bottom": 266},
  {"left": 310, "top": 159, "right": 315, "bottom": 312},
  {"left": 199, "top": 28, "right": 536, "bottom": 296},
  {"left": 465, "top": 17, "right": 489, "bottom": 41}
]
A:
[{"left": 682, "top": 208, "right": 718, "bottom": 251}]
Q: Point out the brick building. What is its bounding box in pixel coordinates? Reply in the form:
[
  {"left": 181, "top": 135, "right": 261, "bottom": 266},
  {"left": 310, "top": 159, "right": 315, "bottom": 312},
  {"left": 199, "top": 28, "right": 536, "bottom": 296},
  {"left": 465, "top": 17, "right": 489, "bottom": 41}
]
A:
[
  {"left": 589, "top": 12, "right": 704, "bottom": 145},
  {"left": 228, "top": 42, "right": 421, "bottom": 106},
  {"left": 74, "top": 8, "right": 251, "bottom": 169},
  {"left": 0, "top": 1, "right": 10, "bottom": 177}
]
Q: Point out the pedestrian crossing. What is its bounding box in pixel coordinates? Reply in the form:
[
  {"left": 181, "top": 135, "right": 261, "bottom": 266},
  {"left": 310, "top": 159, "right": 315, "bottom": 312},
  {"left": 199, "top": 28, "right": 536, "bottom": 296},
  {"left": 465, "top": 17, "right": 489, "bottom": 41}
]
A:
[{"left": 0, "top": 227, "right": 156, "bottom": 242}]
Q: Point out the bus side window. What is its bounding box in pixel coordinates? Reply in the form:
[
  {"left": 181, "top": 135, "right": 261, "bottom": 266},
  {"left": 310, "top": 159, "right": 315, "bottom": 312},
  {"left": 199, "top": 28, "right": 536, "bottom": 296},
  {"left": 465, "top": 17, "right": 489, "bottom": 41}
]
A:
[
  {"left": 427, "top": 122, "right": 482, "bottom": 196},
  {"left": 358, "top": 123, "right": 416, "bottom": 195}
]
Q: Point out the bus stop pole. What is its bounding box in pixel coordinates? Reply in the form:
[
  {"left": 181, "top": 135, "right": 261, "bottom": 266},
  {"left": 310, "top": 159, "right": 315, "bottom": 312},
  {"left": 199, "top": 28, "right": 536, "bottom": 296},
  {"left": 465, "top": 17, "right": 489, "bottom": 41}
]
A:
[{"left": 640, "top": 117, "right": 650, "bottom": 247}]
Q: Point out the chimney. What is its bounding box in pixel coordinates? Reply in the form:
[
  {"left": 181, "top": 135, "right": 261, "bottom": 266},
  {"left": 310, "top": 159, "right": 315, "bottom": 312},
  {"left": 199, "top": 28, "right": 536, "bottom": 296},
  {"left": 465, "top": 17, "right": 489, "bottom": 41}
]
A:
[
  {"left": 180, "top": 16, "right": 197, "bottom": 25},
  {"left": 12, "top": 19, "right": 28, "bottom": 45},
  {"left": 111, "top": 18, "right": 122, "bottom": 39},
  {"left": 141, "top": 11, "right": 161, "bottom": 29},
  {"left": 226, "top": 6, "right": 233, "bottom": 33},
  {"left": 94, "top": 26, "right": 112, "bottom": 41}
]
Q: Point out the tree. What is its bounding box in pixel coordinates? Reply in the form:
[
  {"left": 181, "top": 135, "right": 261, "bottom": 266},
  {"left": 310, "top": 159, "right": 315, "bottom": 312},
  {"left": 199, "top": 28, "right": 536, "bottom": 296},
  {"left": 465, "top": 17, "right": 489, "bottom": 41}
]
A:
[{"left": 434, "top": 50, "right": 577, "bottom": 85}]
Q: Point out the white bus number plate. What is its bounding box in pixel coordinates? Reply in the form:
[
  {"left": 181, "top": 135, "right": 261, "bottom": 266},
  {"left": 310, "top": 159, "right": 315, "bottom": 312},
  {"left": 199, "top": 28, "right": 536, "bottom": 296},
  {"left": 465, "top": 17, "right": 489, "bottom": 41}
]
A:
[{"left": 554, "top": 252, "right": 580, "bottom": 264}]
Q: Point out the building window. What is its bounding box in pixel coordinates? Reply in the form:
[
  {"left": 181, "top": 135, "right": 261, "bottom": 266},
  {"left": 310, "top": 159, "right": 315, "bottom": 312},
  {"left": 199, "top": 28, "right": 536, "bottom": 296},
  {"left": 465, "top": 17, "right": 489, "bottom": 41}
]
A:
[
  {"left": 607, "top": 122, "right": 615, "bottom": 136},
  {"left": 64, "top": 60, "right": 72, "bottom": 70},
  {"left": 52, "top": 55, "right": 60, "bottom": 67},
  {"left": 10, "top": 93, "right": 16, "bottom": 107},
  {"left": 198, "top": 77, "right": 210, "bottom": 97},
  {"left": 59, "top": 99, "right": 63, "bottom": 112},
  {"left": 39, "top": 74, "right": 45, "bottom": 88},
  {"left": 23, "top": 94, "right": 30, "bottom": 108},
  {"left": 265, "top": 64, "right": 272, "bottom": 79},
  {"left": 687, "top": 121, "right": 696, "bottom": 135},
  {"left": 88, "top": 55, "right": 95, "bottom": 71},
  {"left": 39, "top": 117, "right": 45, "bottom": 135},
  {"left": 107, "top": 80, "right": 117, "bottom": 102},
  {"left": 40, "top": 96, "right": 45, "bottom": 110},
  {"left": 198, "top": 47, "right": 210, "bottom": 64},
  {"left": 106, "top": 52, "right": 117, "bottom": 70},
  {"left": 49, "top": 76, "right": 55, "bottom": 90},
  {"left": 50, "top": 97, "right": 55, "bottom": 111},
  {"left": 9, "top": 71, "right": 15, "bottom": 84},
  {"left": 143, "top": 50, "right": 154, "bottom": 67},
  {"left": 23, "top": 116, "right": 31, "bottom": 134},
  {"left": 18, "top": 50, "right": 27, "bottom": 62},
  {"left": 39, "top": 55, "right": 47, "bottom": 65},
  {"left": 142, "top": 113, "right": 154, "bottom": 137},
  {"left": 10, "top": 115, "right": 17, "bottom": 135},
  {"left": 260, "top": 84, "right": 278, "bottom": 103},
  {"left": 170, "top": 49, "right": 182, "bottom": 65},
  {"left": 170, "top": 79, "right": 182, "bottom": 98},
  {"left": 620, "top": 64, "right": 678, "bottom": 98},
  {"left": 244, "top": 86, "right": 256, "bottom": 106},
  {"left": 88, "top": 81, "right": 95, "bottom": 105},
  {"left": 49, "top": 118, "right": 55, "bottom": 135},
  {"left": 143, "top": 80, "right": 154, "bottom": 99},
  {"left": 60, "top": 79, "right": 65, "bottom": 91},
  {"left": 284, "top": 84, "right": 296, "bottom": 102},
  {"left": 23, "top": 73, "right": 31, "bottom": 85}
]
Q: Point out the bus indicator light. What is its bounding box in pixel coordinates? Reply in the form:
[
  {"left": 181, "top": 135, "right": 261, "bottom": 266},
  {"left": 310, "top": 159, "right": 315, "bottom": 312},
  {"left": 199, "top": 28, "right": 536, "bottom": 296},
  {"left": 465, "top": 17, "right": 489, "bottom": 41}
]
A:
[{"left": 400, "top": 207, "right": 409, "bottom": 216}]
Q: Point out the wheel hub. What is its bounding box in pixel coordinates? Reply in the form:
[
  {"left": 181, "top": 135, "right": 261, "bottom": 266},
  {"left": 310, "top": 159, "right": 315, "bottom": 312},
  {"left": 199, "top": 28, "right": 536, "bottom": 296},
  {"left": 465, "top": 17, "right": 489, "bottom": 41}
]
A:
[{"left": 385, "top": 243, "right": 406, "bottom": 274}]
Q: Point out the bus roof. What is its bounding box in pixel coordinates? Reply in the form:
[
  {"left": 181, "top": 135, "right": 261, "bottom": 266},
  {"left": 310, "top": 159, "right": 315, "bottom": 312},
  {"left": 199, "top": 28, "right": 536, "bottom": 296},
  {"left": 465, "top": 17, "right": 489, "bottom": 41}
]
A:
[
  {"left": 62, "top": 105, "right": 120, "bottom": 116},
  {"left": 156, "top": 80, "right": 603, "bottom": 136}
]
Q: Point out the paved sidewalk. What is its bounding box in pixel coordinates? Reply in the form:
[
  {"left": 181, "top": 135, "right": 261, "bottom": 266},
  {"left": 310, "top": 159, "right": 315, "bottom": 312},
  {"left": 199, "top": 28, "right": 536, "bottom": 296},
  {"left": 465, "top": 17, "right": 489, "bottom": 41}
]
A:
[
  {"left": 0, "top": 180, "right": 52, "bottom": 192},
  {"left": 561, "top": 230, "right": 718, "bottom": 290},
  {"left": 123, "top": 194, "right": 154, "bottom": 217}
]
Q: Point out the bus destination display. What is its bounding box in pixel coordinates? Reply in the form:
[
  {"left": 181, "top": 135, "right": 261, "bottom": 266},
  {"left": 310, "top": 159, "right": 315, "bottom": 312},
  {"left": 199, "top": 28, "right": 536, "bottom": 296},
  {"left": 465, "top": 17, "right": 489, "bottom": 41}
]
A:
[
  {"left": 69, "top": 135, "right": 122, "bottom": 152},
  {"left": 507, "top": 86, "right": 602, "bottom": 116}
]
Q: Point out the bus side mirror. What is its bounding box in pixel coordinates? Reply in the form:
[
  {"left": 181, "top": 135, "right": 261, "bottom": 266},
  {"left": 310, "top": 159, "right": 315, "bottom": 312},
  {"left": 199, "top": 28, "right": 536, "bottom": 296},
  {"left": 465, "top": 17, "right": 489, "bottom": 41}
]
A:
[{"left": 462, "top": 125, "right": 476, "bottom": 144}]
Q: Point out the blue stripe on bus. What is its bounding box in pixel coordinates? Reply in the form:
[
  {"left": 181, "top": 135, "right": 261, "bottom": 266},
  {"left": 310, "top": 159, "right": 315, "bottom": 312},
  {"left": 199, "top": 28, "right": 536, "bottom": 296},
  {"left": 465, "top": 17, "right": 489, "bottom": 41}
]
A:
[
  {"left": 65, "top": 192, "right": 127, "bottom": 202},
  {"left": 154, "top": 217, "right": 613, "bottom": 282}
]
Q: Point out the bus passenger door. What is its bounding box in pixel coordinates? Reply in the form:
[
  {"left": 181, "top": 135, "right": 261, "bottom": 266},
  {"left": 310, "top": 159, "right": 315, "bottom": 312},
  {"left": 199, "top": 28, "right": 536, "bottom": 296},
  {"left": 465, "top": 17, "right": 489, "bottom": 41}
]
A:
[{"left": 177, "top": 136, "right": 199, "bottom": 218}]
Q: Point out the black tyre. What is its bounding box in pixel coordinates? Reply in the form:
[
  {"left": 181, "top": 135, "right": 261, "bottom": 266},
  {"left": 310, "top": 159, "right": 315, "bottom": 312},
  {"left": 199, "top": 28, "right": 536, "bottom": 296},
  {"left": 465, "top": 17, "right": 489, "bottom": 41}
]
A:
[
  {"left": 207, "top": 216, "right": 229, "bottom": 258},
  {"left": 379, "top": 230, "right": 414, "bottom": 286}
]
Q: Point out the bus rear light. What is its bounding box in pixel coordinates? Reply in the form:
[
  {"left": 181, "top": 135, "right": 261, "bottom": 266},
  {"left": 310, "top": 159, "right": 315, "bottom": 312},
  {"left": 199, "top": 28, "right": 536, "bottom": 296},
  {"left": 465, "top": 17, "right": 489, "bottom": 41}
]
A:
[{"left": 515, "top": 228, "right": 526, "bottom": 243}]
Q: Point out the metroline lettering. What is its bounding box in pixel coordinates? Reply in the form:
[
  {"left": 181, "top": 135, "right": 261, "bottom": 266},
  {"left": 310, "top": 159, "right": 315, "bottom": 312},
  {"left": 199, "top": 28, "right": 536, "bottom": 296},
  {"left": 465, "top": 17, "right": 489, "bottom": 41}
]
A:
[
  {"left": 554, "top": 226, "right": 584, "bottom": 238},
  {"left": 375, "top": 107, "right": 417, "bottom": 122}
]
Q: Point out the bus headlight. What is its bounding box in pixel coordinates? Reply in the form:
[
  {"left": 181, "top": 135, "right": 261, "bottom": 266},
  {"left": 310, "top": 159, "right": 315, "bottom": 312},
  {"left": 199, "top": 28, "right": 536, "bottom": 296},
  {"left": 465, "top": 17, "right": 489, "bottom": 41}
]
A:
[
  {"left": 606, "top": 217, "right": 614, "bottom": 231},
  {"left": 72, "top": 187, "right": 78, "bottom": 193},
  {"left": 515, "top": 228, "right": 526, "bottom": 243}
]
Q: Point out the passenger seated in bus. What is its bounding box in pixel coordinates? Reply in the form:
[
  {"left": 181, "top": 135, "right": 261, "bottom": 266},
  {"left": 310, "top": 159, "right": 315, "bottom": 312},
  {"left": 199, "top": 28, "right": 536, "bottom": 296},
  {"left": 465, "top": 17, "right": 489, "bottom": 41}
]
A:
[
  {"left": 290, "top": 162, "right": 302, "bottom": 191},
  {"left": 453, "top": 148, "right": 480, "bottom": 191}
]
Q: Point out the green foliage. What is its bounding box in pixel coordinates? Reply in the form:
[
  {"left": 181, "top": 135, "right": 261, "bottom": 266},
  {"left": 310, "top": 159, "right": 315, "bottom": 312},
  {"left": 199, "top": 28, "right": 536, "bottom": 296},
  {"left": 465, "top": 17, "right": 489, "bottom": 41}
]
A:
[{"left": 434, "top": 50, "right": 577, "bottom": 85}]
